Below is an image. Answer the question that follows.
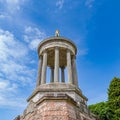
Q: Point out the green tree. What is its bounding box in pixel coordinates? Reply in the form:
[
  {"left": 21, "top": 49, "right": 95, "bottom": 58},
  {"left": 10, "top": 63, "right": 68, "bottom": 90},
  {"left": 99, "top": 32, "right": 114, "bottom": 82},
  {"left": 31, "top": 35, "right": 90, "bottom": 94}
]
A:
[
  {"left": 108, "top": 77, "right": 120, "bottom": 120},
  {"left": 89, "top": 102, "right": 113, "bottom": 120},
  {"left": 89, "top": 77, "right": 120, "bottom": 120}
]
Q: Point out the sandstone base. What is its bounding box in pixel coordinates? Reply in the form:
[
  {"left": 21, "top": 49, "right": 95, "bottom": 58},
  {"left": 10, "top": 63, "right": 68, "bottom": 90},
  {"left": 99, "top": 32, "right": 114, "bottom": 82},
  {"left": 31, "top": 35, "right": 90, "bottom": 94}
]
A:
[{"left": 16, "top": 94, "right": 97, "bottom": 120}]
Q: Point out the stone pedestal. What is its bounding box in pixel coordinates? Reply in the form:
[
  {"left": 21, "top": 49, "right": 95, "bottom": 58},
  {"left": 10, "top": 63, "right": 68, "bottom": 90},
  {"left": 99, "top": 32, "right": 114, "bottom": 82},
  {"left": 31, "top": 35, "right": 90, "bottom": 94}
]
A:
[
  {"left": 16, "top": 83, "right": 97, "bottom": 120},
  {"left": 19, "top": 94, "right": 97, "bottom": 120}
]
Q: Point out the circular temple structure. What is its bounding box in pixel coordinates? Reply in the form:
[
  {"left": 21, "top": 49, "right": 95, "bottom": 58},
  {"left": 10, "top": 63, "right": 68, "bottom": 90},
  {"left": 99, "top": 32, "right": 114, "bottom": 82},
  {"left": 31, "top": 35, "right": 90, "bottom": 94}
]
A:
[
  {"left": 15, "top": 32, "right": 97, "bottom": 120},
  {"left": 36, "top": 36, "right": 78, "bottom": 86}
]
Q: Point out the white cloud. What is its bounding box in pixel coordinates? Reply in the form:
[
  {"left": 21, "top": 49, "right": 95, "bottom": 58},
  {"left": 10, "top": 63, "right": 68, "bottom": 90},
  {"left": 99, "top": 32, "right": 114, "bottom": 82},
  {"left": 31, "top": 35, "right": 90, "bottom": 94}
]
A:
[
  {"left": 0, "top": 94, "right": 26, "bottom": 108},
  {"left": 24, "top": 26, "right": 46, "bottom": 50},
  {"left": 6, "top": 0, "right": 20, "bottom": 4},
  {"left": 85, "top": 0, "right": 95, "bottom": 8},
  {"left": 0, "top": 80, "right": 17, "bottom": 92},
  {"left": 0, "top": 81, "right": 9, "bottom": 90},
  {"left": 0, "top": 61, "right": 35, "bottom": 83},
  {"left": 0, "top": 79, "right": 25, "bottom": 108},
  {"left": 0, "top": 28, "right": 36, "bottom": 108},
  {"left": 56, "top": 0, "right": 64, "bottom": 10},
  {"left": 0, "top": 29, "right": 27, "bottom": 58},
  {"left": 0, "top": 0, "right": 26, "bottom": 14},
  {"left": 0, "top": 12, "right": 10, "bottom": 20},
  {"left": 29, "top": 39, "right": 41, "bottom": 50},
  {"left": 0, "top": 29, "right": 36, "bottom": 84},
  {"left": 0, "top": 14, "right": 5, "bottom": 19}
]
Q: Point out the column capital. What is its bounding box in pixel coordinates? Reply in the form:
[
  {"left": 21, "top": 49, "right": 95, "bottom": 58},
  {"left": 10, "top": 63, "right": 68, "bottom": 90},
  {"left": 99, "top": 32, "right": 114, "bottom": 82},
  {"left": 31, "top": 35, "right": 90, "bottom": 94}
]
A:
[
  {"left": 43, "top": 49, "right": 47, "bottom": 54},
  {"left": 67, "top": 49, "right": 70, "bottom": 52},
  {"left": 55, "top": 46, "right": 59, "bottom": 50}
]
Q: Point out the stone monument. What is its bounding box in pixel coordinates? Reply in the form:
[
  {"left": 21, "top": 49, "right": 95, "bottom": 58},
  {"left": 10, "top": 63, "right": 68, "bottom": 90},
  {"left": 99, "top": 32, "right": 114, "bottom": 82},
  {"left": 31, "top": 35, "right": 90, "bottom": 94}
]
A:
[{"left": 15, "top": 31, "right": 97, "bottom": 120}]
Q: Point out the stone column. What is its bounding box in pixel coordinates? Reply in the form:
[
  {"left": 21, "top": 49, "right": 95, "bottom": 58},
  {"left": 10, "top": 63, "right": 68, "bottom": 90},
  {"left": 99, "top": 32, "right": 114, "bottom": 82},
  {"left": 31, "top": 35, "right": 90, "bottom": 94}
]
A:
[
  {"left": 61, "top": 67, "right": 65, "bottom": 82},
  {"left": 36, "top": 56, "right": 43, "bottom": 87},
  {"left": 50, "top": 67, "right": 54, "bottom": 83},
  {"left": 54, "top": 47, "right": 59, "bottom": 82},
  {"left": 41, "top": 51, "right": 47, "bottom": 84},
  {"left": 67, "top": 50, "right": 73, "bottom": 84},
  {"left": 72, "top": 56, "right": 78, "bottom": 87}
]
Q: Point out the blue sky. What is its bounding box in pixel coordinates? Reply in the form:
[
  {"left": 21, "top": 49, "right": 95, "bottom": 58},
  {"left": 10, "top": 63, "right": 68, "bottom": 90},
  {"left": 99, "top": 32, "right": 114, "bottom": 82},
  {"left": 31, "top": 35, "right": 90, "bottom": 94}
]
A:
[{"left": 0, "top": 0, "right": 120, "bottom": 120}]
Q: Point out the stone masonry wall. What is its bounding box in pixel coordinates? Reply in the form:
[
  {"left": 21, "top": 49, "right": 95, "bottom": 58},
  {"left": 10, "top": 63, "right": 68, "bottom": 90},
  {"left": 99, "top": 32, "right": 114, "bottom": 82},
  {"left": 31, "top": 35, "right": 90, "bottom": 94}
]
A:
[
  {"left": 21, "top": 101, "right": 75, "bottom": 120},
  {"left": 20, "top": 98, "right": 96, "bottom": 120}
]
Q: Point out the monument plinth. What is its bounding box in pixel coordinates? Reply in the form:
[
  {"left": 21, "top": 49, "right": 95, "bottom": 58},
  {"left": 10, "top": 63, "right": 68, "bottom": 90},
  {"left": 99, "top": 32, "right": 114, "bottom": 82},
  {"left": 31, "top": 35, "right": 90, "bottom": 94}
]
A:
[{"left": 15, "top": 32, "right": 97, "bottom": 120}]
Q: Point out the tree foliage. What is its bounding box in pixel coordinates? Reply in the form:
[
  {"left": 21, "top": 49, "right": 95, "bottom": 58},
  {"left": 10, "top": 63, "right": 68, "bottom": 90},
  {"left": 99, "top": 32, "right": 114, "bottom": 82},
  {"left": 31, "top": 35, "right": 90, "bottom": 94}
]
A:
[
  {"left": 89, "top": 77, "right": 120, "bottom": 120},
  {"left": 88, "top": 102, "right": 113, "bottom": 120},
  {"left": 108, "top": 77, "right": 120, "bottom": 102},
  {"left": 108, "top": 77, "right": 120, "bottom": 120}
]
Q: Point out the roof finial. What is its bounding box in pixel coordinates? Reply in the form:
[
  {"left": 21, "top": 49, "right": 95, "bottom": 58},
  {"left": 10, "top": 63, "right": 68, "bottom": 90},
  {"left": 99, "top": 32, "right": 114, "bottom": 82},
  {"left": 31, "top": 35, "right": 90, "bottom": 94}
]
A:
[{"left": 55, "top": 30, "right": 60, "bottom": 37}]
